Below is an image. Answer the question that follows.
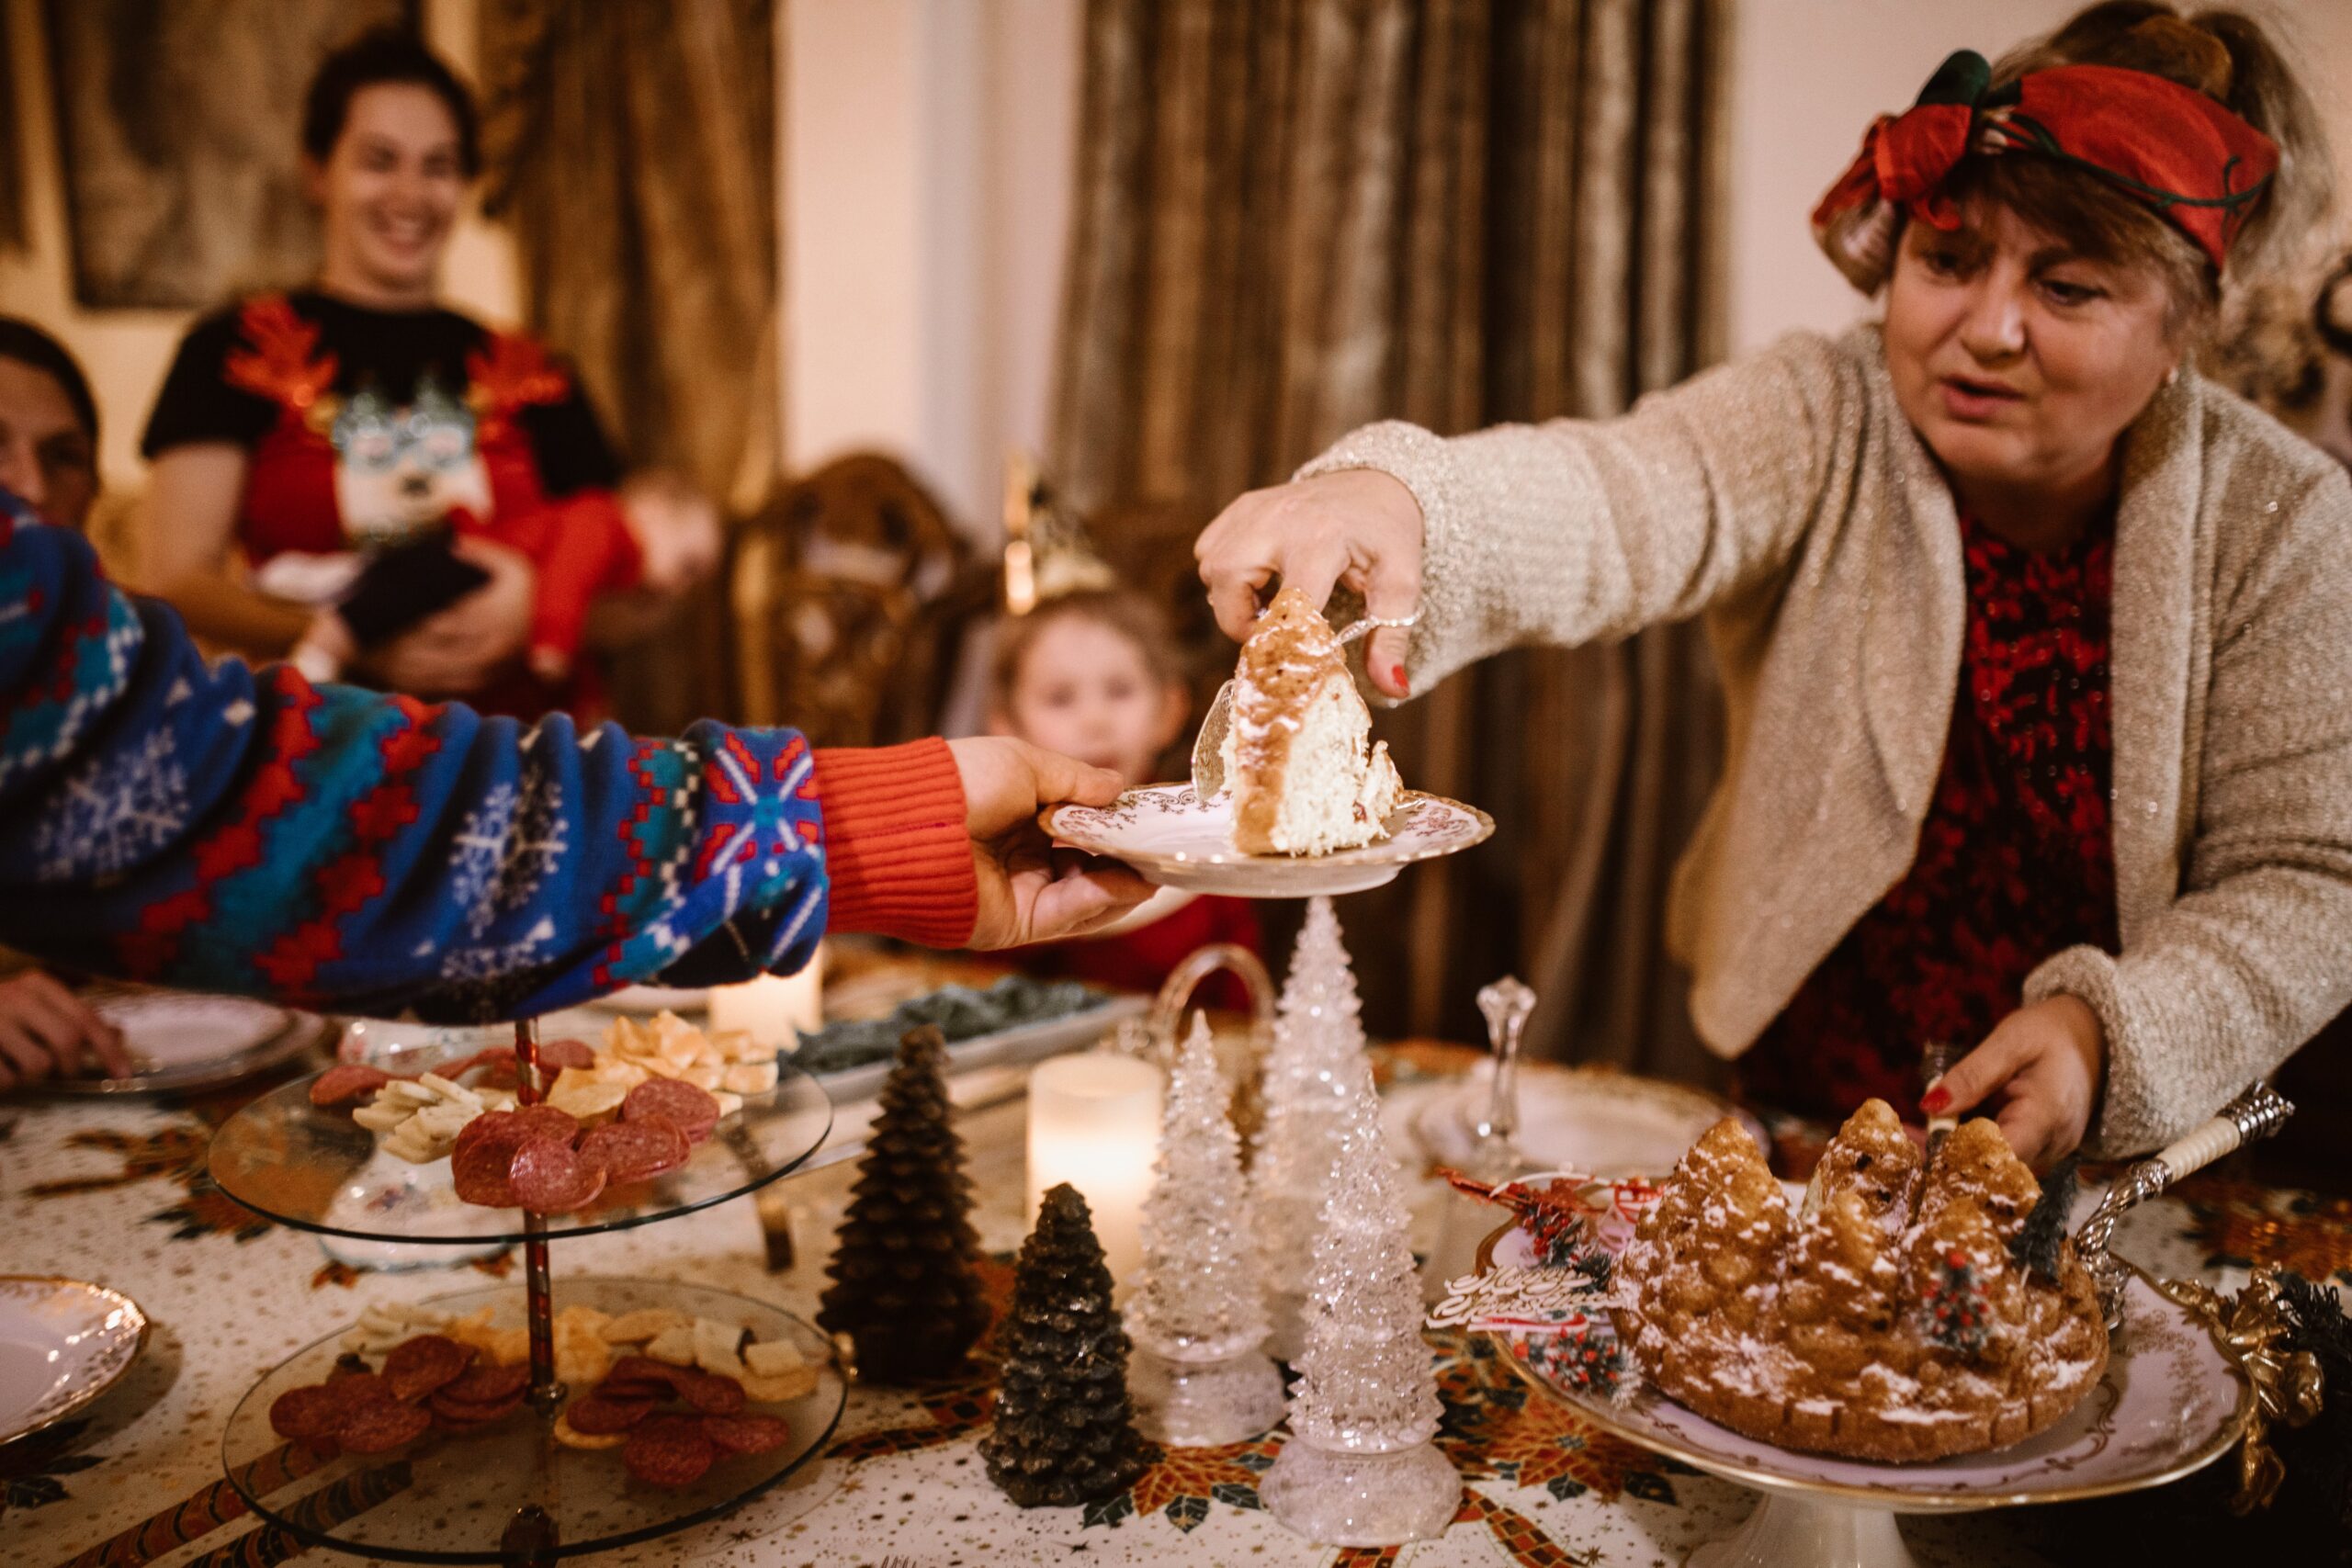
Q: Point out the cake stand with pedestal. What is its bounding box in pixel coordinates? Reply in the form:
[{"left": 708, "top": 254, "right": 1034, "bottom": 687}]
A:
[
  {"left": 207, "top": 1022, "right": 844, "bottom": 1563},
  {"left": 1468, "top": 1176, "right": 2256, "bottom": 1568}
]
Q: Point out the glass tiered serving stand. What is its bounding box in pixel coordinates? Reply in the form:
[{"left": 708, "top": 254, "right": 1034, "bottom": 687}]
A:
[{"left": 206, "top": 1022, "right": 842, "bottom": 1563}]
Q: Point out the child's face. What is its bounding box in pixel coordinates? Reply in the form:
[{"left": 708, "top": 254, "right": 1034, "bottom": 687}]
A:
[{"left": 999, "top": 616, "right": 1186, "bottom": 786}]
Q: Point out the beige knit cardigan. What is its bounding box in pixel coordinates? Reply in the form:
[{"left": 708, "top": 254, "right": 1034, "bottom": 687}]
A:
[{"left": 1300, "top": 323, "right": 2352, "bottom": 1158}]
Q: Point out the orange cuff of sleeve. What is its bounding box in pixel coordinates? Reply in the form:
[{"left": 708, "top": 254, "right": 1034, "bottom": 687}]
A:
[{"left": 811, "top": 739, "right": 978, "bottom": 947}]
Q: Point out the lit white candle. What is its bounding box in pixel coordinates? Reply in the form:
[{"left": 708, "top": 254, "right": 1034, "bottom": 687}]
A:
[
  {"left": 1026, "top": 1052, "right": 1164, "bottom": 1291},
  {"left": 707, "top": 946, "right": 825, "bottom": 1049}
]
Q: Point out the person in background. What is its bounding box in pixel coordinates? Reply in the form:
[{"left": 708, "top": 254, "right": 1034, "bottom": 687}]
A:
[
  {"left": 139, "top": 28, "right": 714, "bottom": 721},
  {"left": 989, "top": 589, "right": 1264, "bottom": 1008},
  {"left": 0, "top": 489, "right": 1151, "bottom": 1060},
  {"left": 2211, "top": 248, "right": 2352, "bottom": 471},
  {"left": 0, "top": 319, "right": 132, "bottom": 1089}
]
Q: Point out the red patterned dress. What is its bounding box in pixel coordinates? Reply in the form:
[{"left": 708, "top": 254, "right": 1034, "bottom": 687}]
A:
[{"left": 1738, "top": 508, "right": 2119, "bottom": 1120}]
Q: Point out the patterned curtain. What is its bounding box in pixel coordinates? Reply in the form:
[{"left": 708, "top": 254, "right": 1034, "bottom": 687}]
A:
[
  {"left": 1053, "top": 0, "right": 1733, "bottom": 1081},
  {"left": 474, "top": 0, "right": 778, "bottom": 730}
]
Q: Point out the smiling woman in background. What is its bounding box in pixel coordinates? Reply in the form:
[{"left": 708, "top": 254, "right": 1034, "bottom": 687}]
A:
[
  {"left": 138, "top": 28, "right": 714, "bottom": 721},
  {"left": 1197, "top": 3, "right": 2349, "bottom": 1168}
]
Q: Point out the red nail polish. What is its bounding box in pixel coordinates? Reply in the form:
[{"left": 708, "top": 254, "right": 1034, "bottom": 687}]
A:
[
  {"left": 1392, "top": 663, "right": 1410, "bottom": 695},
  {"left": 1920, "top": 1088, "right": 1951, "bottom": 1115}
]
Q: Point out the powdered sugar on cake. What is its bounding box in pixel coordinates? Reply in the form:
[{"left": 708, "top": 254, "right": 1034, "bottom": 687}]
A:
[
  {"left": 1611, "top": 1102, "right": 2109, "bottom": 1462},
  {"left": 1216, "top": 587, "right": 1404, "bottom": 856}
]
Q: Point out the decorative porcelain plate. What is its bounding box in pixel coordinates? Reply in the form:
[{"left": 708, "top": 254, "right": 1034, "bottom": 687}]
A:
[
  {"left": 0, "top": 1276, "right": 149, "bottom": 1444},
  {"left": 1042, "top": 784, "right": 1494, "bottom": 897},
  {"left": 1388, "top": 1063, "right": 1769, "bottom": 1179},
  {"left": 50, "top": 990, "right": 322, "bottom": 1097},
  {"left": 1472, "top": 1177, "right": 2253, "bottom": 1512}
]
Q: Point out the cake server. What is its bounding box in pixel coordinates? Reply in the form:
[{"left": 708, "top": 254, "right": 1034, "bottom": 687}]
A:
[
  {"left": 2074, "top": 1080, "right": 2294, "bottom": 1333},
  {"left": 1191, "top": 611, "right": 1419, "bottom": 798}
]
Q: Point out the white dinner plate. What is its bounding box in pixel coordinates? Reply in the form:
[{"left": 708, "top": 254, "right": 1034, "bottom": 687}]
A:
[
  {"left": 1385, "top": 1061, "right": 1768, "bottom": 1179},
  {"left": 1042, "top": 784, "right": 1493, "bottom": 897},
  {"left": 49, "top": 990, "right": 322, "bottom": 1097},
  {"left": 0, "top": 1276, "right": 149, "bottom": 1444}
]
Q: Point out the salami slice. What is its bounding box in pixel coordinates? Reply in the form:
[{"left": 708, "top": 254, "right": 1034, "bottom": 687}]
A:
[
  {"left": 605, "top": 1355, "right": 683, "bottom": 1390},
  {"left": 537, "top": 1038, "right": 597, "bottom": 1071},
  {"left": 674, "top": 1371, "right": 746, "bottom": 1416},
  {"left": 430, "top": 1386, "right": 526, "bottom": 1426},
  {"left": 621, "top": 1078, "right": 720, "bottom": 1141},
  {"left": 383, "top": 1334, "right": 473, "bottom": 1401},
  {"left": 576, "top": 1119, "right": 690, "bottom": 1184},
  {"left": 451, "top": 1136, "right": 521, "bottom": 1209},
  {"left": 438, "top": 1361, "right": 531, "bottom": 1404},
  {"left": 311, "top": 1065, "right": 390, "bottom": 1108},
  {"left": 506, "top": 1105, "right": 582, "bottom": 1144},
  {"left": 309, "top": 1064, "right": 390, "bottom": 1108},
  {"left": 268, "top": 1383, "right": 346, "bottom": 1442},
  {"left": 594, "top": 1376, "right": 673, "bottom": 1403},
  {"left": 564, "top": 1394, "right": 654, "bottom": 1434},
  {"left": 322, "top": 1371, "right": 395, "bottom": 1408},
  {"left": 338, "top": 1398, "right": 433, "bottom": 1453},
  {"left": 700, "top": 1412, "right": 792, "bottom": 1456},
  {"left": 622, "top": 1416, "right": 718, "bottom": 1487},
  {"left": 510, "top": 1137, "right": 607, "bottom": 1215}
]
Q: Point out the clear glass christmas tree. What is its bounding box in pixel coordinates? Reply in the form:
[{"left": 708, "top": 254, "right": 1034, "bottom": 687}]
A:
[
  {"left": 1260, "top": 1048, "right": 1460, "bottom": 1545},
  {"left": 1250, "top": 895, "right": 1366, "bottom": 1359},
  {"left": 1127, "top": 1013, "right": 1284, "bottom": 1445}
]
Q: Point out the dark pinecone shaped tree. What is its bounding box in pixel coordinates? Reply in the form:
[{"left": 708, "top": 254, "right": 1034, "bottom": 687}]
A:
[
  {"left": 979, "top": 1183, "right": 1155, "bottom": 1506},
  {"left": 817, "top": 1026, "right": 989, "bottom": 1382}
]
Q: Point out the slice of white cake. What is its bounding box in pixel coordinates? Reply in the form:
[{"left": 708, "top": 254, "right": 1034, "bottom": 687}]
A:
[{"left": 1216, "top": 587, "right": 1404, "bottom": 855}]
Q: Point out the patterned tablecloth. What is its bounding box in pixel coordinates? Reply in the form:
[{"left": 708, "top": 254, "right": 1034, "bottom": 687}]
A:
[{"left": 3, "top": 1033, "right": 2345, "bottom": 1568}]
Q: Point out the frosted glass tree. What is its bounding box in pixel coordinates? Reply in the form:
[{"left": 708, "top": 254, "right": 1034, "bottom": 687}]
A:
[
  {"left": 1126, "top": 1013, "right": 1283, "bottom": 1444},
  {"left": 1260, "top": 1048, "right": 1459, "bottom": 1545},
  {"left": 1250, "top": 895, "right": 1367, "bottom": 1359}
]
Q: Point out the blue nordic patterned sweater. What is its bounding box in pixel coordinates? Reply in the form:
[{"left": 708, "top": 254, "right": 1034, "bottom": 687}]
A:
[{"left": 0, "top": 494, "right": 829, "bottom": 1021}]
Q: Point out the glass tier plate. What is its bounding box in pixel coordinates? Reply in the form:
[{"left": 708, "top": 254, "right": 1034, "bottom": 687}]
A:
[
  {"left": 208, "top": 1055, "right": 832, "bottom": 1245},
  {"left": 221, "top": 1278, "right": 844, "bottom": 1563}
]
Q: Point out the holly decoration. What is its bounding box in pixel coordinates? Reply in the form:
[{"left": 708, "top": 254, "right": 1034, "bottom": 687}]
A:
[
  {"left": 817, "top": 1025, "right": 989, "bottom": 1383},
  {"left": 1521, "top": 1317, "right": 1626, "bottom": 1399},
  {"left": 1442, "top": 1169, "right": 1614, "bottom": 1285},
  {"left": 979, "top": 1183, "right": 1155, "bottom": 1506},
  {"left": 1921, "top": 1248, "right": 1992, "bottom": 1355}
]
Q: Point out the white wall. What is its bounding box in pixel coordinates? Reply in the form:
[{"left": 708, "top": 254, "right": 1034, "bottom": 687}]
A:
[
  {"left": 0, "top": 0, "right": 520, "bottom": 492},
  {"left": 781, "top": 0, "right": 1079, "bottom": 536},
  {"left": 1724, "top": 0, "right": 2352, "bottom": 355}
]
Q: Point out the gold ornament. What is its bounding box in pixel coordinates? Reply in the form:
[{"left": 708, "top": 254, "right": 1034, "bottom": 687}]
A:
[{"left": 2156, "top": 1264, "right": 2326, "bottom": 1513}]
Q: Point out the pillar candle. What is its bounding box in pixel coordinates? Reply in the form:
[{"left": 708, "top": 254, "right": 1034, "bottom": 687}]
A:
[
  {"left": 707, "top": 945, "right": 825, "bottom": 1049},
  {"left": 1025, "top": 1052, "right": 1164, "bottom": 1291}
]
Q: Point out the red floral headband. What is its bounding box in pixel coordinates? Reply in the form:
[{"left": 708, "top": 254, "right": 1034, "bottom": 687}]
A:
[{"left": 1813, "top": 50, "right": 2278, "bottom": 293}]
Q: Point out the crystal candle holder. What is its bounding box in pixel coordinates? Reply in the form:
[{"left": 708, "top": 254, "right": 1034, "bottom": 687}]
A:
[
  {"left": 1258, "top": 1433, "right": 1461, "bottom": 1545},
  {"left": 1128, "top": 1340, "right": 1285, "bottom": 1447}
]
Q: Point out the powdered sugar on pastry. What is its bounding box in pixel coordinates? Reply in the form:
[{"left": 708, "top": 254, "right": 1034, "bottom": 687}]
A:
[
  {"left": 1217, "top": 587, "right": 1404, "bottom": 855},
  {"left": 1613, "top": 1100, "right": 2108, "bottom": 1462}
]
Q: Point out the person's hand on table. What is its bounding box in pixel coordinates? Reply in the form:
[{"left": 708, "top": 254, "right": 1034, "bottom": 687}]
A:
[
  {"left": 949, "top": 737, "right": 1154, "bottom": 950},
  {"left": 1195, "top": 468, "right": 1426, "bottom": 698},
  {"left": 357, "top": 536, "right": 536, "bottom": 695},
  {"left": 0, "top": 971, "right": 131, "bottom": 1092},
  {"left": 1923, "top": 995, "right": 2105, "bottom": 1170}
]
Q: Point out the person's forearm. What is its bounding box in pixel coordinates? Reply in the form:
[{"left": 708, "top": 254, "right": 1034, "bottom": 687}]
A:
[
  {"left": 1293, "top": 333, "right": 1849, "bottom": 692},
  {"left": 0, "top": 511, "right": 808, "bottom": 1018},
  {"left": 147, "top": 561, "right": 311, "bottom": 660}
]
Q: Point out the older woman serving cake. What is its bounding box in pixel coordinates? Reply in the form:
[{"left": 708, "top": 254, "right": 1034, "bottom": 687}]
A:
[{"left": 1196, "top": 4, "right": 2349, "bottom": 1167}]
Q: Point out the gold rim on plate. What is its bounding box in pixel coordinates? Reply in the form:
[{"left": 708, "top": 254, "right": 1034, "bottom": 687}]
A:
[
  {"left": 0, "top": 1275, "right": 151, "bottom": 1446},
  {"left": 1467, "top": 1219, "right": 2256, "bottom": 1512}
]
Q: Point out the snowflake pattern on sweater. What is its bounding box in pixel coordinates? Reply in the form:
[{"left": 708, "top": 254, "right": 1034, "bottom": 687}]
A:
[{"left": 0, "top": 496, "right": 827, "bottom": 1021}]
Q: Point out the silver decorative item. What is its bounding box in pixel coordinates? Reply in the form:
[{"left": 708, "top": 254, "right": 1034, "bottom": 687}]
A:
[{"left": 2074, "top": 1081, "right": 2294, "bottom": 1332}]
